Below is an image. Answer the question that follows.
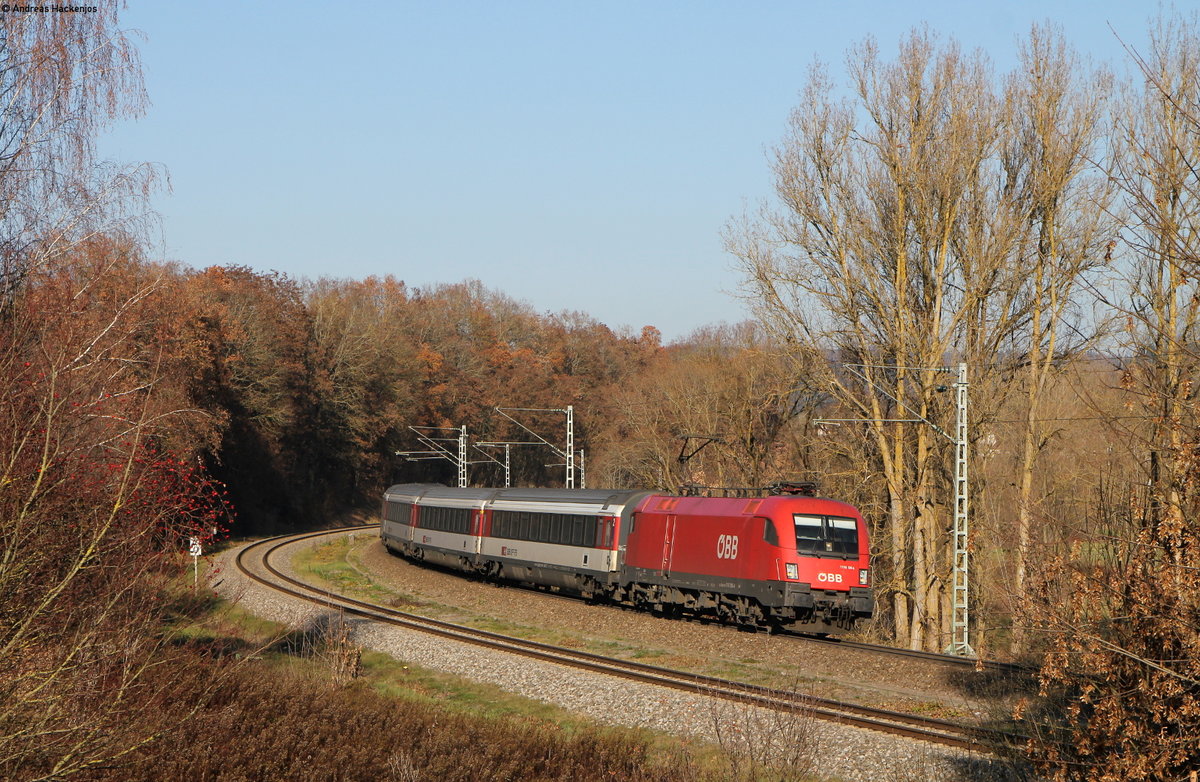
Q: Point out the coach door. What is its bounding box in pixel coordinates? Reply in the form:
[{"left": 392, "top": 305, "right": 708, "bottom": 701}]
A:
[{"left": 661, "top": 514, "right": 677, "bottom": 577}]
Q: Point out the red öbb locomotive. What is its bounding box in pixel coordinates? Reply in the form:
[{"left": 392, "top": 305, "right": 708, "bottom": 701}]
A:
[{"left": 380, "top": 483, "right": 873, "bottom": 633}]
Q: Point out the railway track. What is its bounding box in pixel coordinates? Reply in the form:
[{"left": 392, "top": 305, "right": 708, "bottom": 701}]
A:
[
  {"left": 498, "top": 575, "right": 1028, "bottom": 675},
  {"left": 786, "top": 632, "right": 1029, "bottom": 676},
  {"left": 234, "top": 526, "right": 1022, "bottom": 754},
  {"left": 350, "top": 522, "right": 1026, "bottom": 675}
]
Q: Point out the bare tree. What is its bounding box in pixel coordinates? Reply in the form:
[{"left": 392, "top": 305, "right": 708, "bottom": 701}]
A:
[
  {"left": 1112, "top": 14, "right": 1200, "bottom": 568},
  {"left": 0, "top": 9, "right": 222, "bottom": 778},
  {"left": 594, "top": 323, "right": 814, "bottom": 491},
  {"left": 0, "top": 239, "right": 232, "bottom": 780},
  {"left": 730, "top": 26, "right": 1117, "bottom": 653},
  {"left": 1003, "top": 25, "right": 1115, "bottom": 652},
  {"left": 0, "top": 8, "right": 156, "bottom": 314},
  {"left": 1020, "top": 13, "right": 1200, "bottom": 779},
  {"left": 730, "top": 30, "right": 1032, "bottom": 650}
]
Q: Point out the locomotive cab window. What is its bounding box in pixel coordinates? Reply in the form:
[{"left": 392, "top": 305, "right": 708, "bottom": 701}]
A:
[
  {"left": 794, "top": 516, "right": 824, "bottom": 552},
  {"left": 826, "top": 517, "right": 858, "bottom": 555},
  {"left": 793, "top": 514, "right": 859, "bottom": 558}
]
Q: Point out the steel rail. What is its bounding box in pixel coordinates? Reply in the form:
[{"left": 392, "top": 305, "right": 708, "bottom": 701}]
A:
[
  {"left": 333, "top": 525, "right": 1025, "bottom": 674},
  {"left": 492, "top": 582, "right": 1025, "bottom": 674},
  {"left": 442, "top": 571, "right": 1028, "bottom": 676},
  {"left": 785, "top": 633, "right": 1029, "bottom": 675},
  {"left": 234, "top": 527, "right": 1022, "bottom": 753}
]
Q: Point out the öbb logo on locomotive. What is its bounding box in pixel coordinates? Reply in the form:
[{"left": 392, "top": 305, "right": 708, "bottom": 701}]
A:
[{"left": 379, "top": 484, "right": 874, "bottom": 634}]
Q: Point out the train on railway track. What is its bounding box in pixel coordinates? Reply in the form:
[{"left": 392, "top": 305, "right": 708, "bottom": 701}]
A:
[{"left": 379, "top": 483, "right": 873, "bottom": 634}]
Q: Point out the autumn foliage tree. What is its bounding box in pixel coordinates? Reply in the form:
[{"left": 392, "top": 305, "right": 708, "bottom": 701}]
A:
[
  {"left": 0, "top": 239, "right": 233, "bottom": 779},
  {"left": 306, "top": 275, "right": 420, "bottom": 496},
  {"left": 0, "top": 10, "right": 239, "bottom": 778},
  {"left": 180, "top": 265, "right": 326, "bottom": 528}
]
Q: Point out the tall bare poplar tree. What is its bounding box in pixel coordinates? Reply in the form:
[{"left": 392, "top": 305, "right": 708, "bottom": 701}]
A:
[
  {"left": 1114, "top": 16, "right": 1200, "bottom": 566},
  {"left": 730, "top": 30, "right": 1028, "bottom": 650},
  {"left": 1003, "top": 26, "right": 1115, "bottom": 652},
  {"left": 1019, "top": 14, "right": 1200, "bottom": 779},
  {"left": 732, "top": 27, "right": 1112, "bottom": 652}
]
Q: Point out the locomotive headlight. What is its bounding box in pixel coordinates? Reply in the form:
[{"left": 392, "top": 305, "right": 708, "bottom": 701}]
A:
[
  {"left": 859, "top": 569, "right": 868, "bottom": 585},
  {"left": 786, "top": 563, "right": 799, "bottom": 580}
]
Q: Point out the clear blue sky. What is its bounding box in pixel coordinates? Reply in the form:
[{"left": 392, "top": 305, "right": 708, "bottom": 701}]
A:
[{"left": 100, "top": 1, "right": 1156, "bottom": 342}]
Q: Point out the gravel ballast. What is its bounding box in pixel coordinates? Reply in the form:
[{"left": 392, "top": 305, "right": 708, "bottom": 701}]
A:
[{"left": 210, "top": 533, "right": 1021, "bottom": 782}]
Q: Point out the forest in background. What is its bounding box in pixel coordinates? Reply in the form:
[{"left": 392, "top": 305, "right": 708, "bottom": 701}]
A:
[{"left": 3, "top": 6, "right": 1200, "bottom": 781}]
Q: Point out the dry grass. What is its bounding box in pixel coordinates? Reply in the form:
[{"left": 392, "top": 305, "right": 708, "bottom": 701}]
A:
[
  {"left": 29, "top": 581, "right": 701, "bottom": 782},
  {"left": 91, "top": 658, "right": 695, "bottom": 782}
]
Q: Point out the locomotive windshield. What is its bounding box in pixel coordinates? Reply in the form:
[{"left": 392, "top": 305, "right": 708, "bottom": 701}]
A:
[{"left": 793, "top": 514, "right": 859, "bottom": 558}]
